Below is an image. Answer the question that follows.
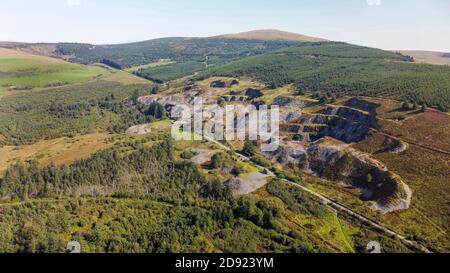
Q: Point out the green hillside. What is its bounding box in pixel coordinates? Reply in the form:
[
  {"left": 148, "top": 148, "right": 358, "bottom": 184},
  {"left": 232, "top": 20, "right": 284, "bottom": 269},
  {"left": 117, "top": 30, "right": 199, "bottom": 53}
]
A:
[
  {"left": 0, "top": 79, "right": 154, "bottom": 146},
  {"left": 54, "top": 38, "right": 301, "bottom": 68},
  {"left": 201, "top": 42, "right": 450, "bottom": 110},
  {"left": 132, "top": 61, "right": 205, "bottom": 83},
  {"left": 0, "top": 48, "right": 104, "bottom": 96},
  {"left": 0, "top": 138, "right": 414, "bottom": 253},
  {"left": 46, "top": 38, "right": 305, "bottom": 83}
]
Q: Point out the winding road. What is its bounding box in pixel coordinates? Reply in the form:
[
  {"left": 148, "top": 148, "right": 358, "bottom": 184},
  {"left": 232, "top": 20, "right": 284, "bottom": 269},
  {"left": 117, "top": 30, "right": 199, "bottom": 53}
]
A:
[{"left": 203, "top": 136, "right": 432, "bottom": 253}]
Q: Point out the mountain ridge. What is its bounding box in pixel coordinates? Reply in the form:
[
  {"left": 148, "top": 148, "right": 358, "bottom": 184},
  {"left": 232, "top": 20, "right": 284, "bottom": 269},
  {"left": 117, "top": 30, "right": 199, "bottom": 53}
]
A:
[
  {"left": 395, "top": 50, "right": 450, "bottom": 66},
  {"left": 212, "top": 29, "right": 327, "bottom": 42},
  {"left": 0, "top": 29, "right": 327, "bottom": 46}
]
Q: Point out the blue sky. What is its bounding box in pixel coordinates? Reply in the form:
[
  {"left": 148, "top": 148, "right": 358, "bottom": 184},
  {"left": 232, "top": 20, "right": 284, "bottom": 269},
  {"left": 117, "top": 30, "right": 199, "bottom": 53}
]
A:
[{"left": 1, "top": 0, "right": 449, "bottom": 51}]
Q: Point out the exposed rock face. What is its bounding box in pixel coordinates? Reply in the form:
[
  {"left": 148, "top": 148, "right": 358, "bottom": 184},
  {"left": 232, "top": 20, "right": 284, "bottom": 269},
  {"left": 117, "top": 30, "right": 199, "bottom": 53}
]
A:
[
  {"left": 230, "top": 79, "right": 239, "bottom": 86},
  {"left": 318, "top": 106, "right": 378, "bottom": 143},
  {"left": 344, "top": 98, "right": 380, "bottom": 113},
  {"left": 245, "top": 88, "right": 263, "bottom": 100},
  {"left": 383, "top": 138, "right": 409, "bottom": 154},
  {"left": 139, "top": 94, "right": 196, "bottom": 107},
  {"left": 280, "top": 111, "right": 302, "bottom": 122},
  {"left": 210, "top": 79, "right": 239, "bottom": 88},
  {"left": 210, "top": 80, "right": 227, "bottom": 88},
  {"left": 273, "top": 96, "right": 315, "bottom": 108},
  {"left": 126, "top": 124, "right": 151, "bottom": 135},
  {"left": 288, "top": 99, "right": 380, "bottom": 143},
  {"left": 264, "top": 138, "right": 411, "bottom": 213},
  {"left": 48, "top": 80, "right": 66, "bottom": 87},
  {"left": 221, "top": 95, "right": 246, "bottom": 102},
  {"left": 264, "top": 143, "right": 308, "bottom": 167},
  {"left": 221, "top": 88, "right": 263, "bottom": 102},
  {"left": 8, "top": 85, "right": 33, "bottom": 91}
]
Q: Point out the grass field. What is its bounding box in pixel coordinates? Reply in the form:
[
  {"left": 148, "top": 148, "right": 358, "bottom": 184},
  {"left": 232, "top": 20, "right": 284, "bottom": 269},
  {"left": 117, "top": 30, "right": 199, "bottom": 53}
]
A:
[
  {"left": 93, "top": 64, "right": 151, "bottom": 85},
  {"left": 0, "top": 48, "right": 106, "bottom": 96},
  {"left": 133, "top": 61, "right": 205, "bottom": 83},
  {"left": 124, "top": 60, "right": 175, "bottom": 73},
  {"left": 0, "top": 133, "right": 116, "bottom": 175}
]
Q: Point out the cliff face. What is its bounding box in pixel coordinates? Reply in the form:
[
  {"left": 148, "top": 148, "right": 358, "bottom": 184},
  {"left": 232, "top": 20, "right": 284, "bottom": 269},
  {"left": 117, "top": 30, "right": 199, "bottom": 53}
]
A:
[
  {"left": 271, "top": 98, "right": 411, "bottom": 213},
  {"left": 265, "top": 138, "right": 412, "bottom": 213},
  {"left": 317, "top": 106, "right": 378, "bottom": 143},
  {"left": 287, "top": 98, "right": 380, "bottom": 143},
  {"left": 273, "top": 96, "right": 316, "bottom": 108}
]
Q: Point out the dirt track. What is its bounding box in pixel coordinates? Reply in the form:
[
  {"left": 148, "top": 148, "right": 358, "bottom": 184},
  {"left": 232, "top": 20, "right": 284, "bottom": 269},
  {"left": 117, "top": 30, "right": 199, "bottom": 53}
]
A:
[{"left": 203, "top": 135, "right": 432, "bottom": 253}]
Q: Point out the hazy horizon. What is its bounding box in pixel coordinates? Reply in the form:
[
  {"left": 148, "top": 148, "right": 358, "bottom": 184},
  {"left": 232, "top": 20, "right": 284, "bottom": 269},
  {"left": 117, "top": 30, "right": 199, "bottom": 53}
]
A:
[{"left": 1, "top": 0, "right": 449, "bottom": 52}]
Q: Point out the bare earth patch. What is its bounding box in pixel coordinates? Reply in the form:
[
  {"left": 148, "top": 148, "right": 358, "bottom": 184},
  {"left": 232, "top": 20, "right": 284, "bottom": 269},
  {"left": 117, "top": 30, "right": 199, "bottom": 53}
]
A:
[
  {"left": 190, "top": 148, "right": 216, "bottom": 166},
  {"left": 126, "top": 124, "right": 152, "bottom": 136},
  {"left": 225, "top": 172, "right": 269, "bottom": 196}
]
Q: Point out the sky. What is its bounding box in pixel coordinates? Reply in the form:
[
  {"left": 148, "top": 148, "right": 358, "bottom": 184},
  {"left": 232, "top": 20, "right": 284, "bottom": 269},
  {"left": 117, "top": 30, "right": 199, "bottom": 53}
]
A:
[{"left": 1, "top": 0, "right": 449, "bottom": 51}]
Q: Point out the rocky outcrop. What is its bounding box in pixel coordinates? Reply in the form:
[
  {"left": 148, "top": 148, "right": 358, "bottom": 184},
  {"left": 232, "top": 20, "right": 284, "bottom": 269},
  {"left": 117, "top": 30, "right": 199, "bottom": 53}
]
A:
[
  {"left": 318, "top": 106, "right": 378, "bottom": 143},
  {"left": 288, "top": 101, "right": 380, "bottom": 143},
  {"left": 343, "top": 98, "right": 380, "bottom": 113},
  {"left": 273, "top": 96, "right": 315, "bottom": 108},
  {"left": 210, "top": 79, "right": 239, "bottom": 88},
  {"left": 280, "top": 111, "right": 302, "bottom": 122},
  {"left": 139, "top": 94, "right": 194, "bottom": 107},
  {"left": 245, "top": 88, "right": 263, "bottom": 100},
  {"left": 264, "top": 138, "right": 411, "bottom": 213},
  {"left": 230, "top": 79, "right": 239, "bottom": 86},
  {"left": 7, "top": 85, "right": 33, "bottom": 91},
  {"left": 210, "top": 80, "right": 227, "bottom": 88},
  {"left": 221, "top": 95, "right": 246, "bottom": 102},
  {"left": 47, "top": 80, "right": 66, "bottom": 87},
  {"left": 126, "top": 124, "right": 151, "bottom": 135},
  {"left": 383, "top": 138, "right": 409, "bottom": 154}
]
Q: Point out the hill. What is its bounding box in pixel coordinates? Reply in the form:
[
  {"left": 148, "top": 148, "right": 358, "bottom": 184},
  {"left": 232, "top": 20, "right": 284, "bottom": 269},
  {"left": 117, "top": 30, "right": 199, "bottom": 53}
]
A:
[
  {"left": 201, "top": 42, "right": 450, "bottom": 110},
  {"left": 0, "top": 42, "right": 58, "bottom": 57},
  {"left": 213, "top": 29, "right": 326, "bottom": 42},
  {"left": 0, "top": 48, "right": 105, "bottom": 97},
  {"left": 1, "top": 31, "right": 320, "bottom": 83},
  {"left": 48, "top": 37, "right": 303, "bottom": 82},
  {"left": 396, "top": 50, "right": 450, "bottom": 66},
  {"left": 0, "top": 47, "right": 152, "bottom": 146},
  {"left": 53, "top": 38, "right": 300, "bottom": 67}
]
